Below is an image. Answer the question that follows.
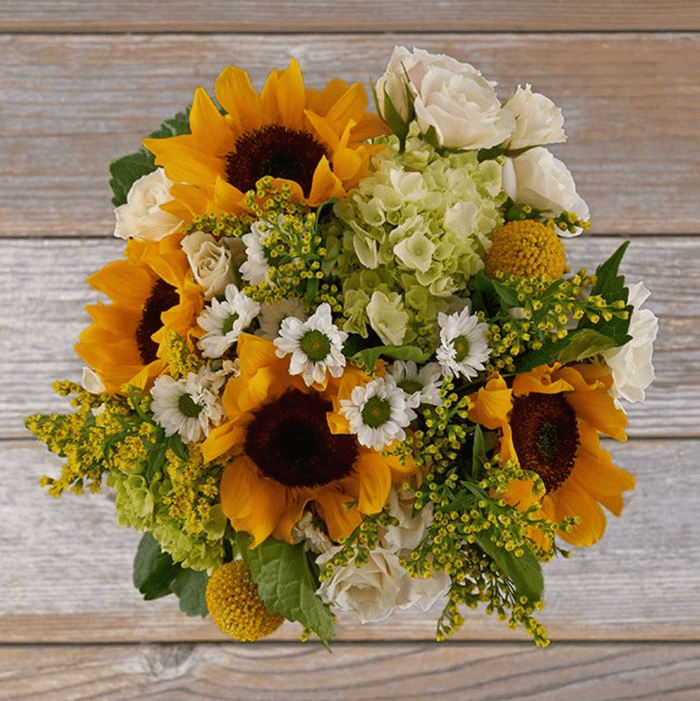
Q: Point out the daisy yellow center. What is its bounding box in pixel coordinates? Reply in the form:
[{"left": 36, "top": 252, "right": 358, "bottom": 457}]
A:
[
  {"left": 299, "top": 329, "right": 331, "bottom": 362},
  {"left": 178, "top": 393, "right": 203, "bottom": 418},
  {"left": 225, "top": 125, "right": 329, "bottom": 197},
  {"left": 510, "top": 392, "right": 579, "bottom": 493},
  {"left": 206, "top": 560, "right": 284, "bottom": 641},
  {"left": 135, "top": 278, "right": 179, "bottom": 365},
  {"left": 484, "top": 220, "right": 566, "bottom": 280},
  {"left": 222, "top": 313, "right": 239, "bottom": 335},
  {"left": 453, "top": 335, "right": 471, "bottom": 363},
  {"left": 361, "top": 396, "right": 391, "bottom": 428},
  {"left": 244, "top": 389, "right": 358, "bottom": 488},
  {"left": 398, "top": 379, "right": 423, "bottom": 395}
]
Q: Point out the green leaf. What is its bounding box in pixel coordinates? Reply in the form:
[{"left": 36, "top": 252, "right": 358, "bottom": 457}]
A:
[
  {"left": 133, "top": 532, "right": 209, "bottom": 616},
  {"left": 474, "top": 532, "right": 544, "bottom": 604},
  {"left": 170, "top": 569, "right": 209, "bottom": 617},
  {"left": 471, "top": 269, "right": 519, "bottom": 317},
  {"left": 239, "top": 536, "right": 335, "bottom": 646},
  {"left": 554, "top": 328, "right": 618, "bottom": 364},
  {"left": 354, "top": 344, "right": 430, "bottom": 371}
]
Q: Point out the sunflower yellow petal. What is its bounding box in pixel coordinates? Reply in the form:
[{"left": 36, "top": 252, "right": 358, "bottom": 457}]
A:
[
  {"left": 314, "top": 488, "right": 362, "bottom": 541},
  {"left": 353, "top": 451, "right": 392, "bottom": 514},
  {"left": 547, "top": 480, "right": 607, "bottom": 547},
  {"left": 215, "top": 66, "right": 263, "bottom": 132},
  {"left": 189, "top": 87, "right": 234, "bottom": 156}
]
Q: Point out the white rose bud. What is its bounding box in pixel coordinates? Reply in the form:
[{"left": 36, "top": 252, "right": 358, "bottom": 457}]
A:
[
  {"left": 114, "top": 168, "right": 183, "bottom": 241},
  {"left": 386, "top": 47, "right": 514, "bottom": 150},
  {"left": 502, "top": 147, "right": 589, "bottom": 236},
  {"left": 375, "top": 46, "right": 413, "bottom": 123},
  {"left": 181, "top": 231, "right": 244, "bottom": 300},
  {"left": 602, "top": 281, "right": 658, "bottom": 404},
  {"left": 503, "top": 84, "right": 566, "bottom": 150}
]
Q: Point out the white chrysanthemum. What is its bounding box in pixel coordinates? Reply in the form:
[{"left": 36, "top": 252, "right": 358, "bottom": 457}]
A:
[
  {"left": 197, "top": 284, "right": 260, "bottom": 358},
  {"left": 436, "top": 308, "right": 490, "bottom": 380},
  {"left": 239, "top": 219, "right": 272, "bottom": 285},
  {"left": 387, "top": 360, "right": 443, "bottom": 406},
  {"left": 257, "top": 298, "right": 306, "bottom": 340},
  {"left": 340, "top": 377, "right": 419, "bottom": 450},
  {"left": 274, "top": 303, "right": 348, "bottom": 386},
  {"left": 150, "top": 368, "right": 224, "bottom": 444},
  {"left": 602, "top": 281, "right": 658, "bottom": 404}
]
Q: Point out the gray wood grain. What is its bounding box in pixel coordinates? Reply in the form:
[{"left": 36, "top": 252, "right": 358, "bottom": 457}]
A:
[
  {"left": 1, "top": 34, "right": 699, "bottom": 237},
  {"left": 0, "top": 642, "right": 699, "bottom": 701},
  {"left": 2, "top": 236, "right": 694, "bottom": 440},
  {"left": 2, "top": 0, "right": 698, "bottom": 32},
  {"left": 2, "top": 437, "right": 698, "bottom": 643}
]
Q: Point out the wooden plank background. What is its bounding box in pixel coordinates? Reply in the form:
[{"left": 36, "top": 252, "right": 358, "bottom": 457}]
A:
[{"left": 1, "top": 2, "right": 699, "bottom": 699}]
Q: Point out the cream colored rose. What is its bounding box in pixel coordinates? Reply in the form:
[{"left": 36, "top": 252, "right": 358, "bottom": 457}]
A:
[
  {"left": 383, "top": 47, "right": 514, "bottom": 150},
  {"left": 114, "top": 168, "right": 183, "bottom": 241},
  {"left": 181, "top": 231, "right": 244, "bottom": 300},
  {"left": 602, "top": 281, "right": 658, "bottom": 404},
  {"left": 316, "top": 548, "right": 449, "bottom": 623},
  {"left": 503, "top": 84, "right": 566, "bottom": 150},
  {"left": 380, "top": 486, "right": 433, "bottom": 554},
  {"left": 502, "top": 147, "right": 589, "bottom": 236}
]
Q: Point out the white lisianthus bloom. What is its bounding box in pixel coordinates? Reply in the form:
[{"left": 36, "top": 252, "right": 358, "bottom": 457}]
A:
[
  {"left": 602, "top": 281, "right": 658, "bottom": 404},
  {"left": 340, "top": 377, "right": 419, "bottom": 450},
  {"left": 387, "top": 360, "right": 443, "bottom": 406},
  {"left": 239, "top": 219, "right": 273, "bottom": 285},
  {"left": 197, "top": 284, "right": 260, "bottom": 358},
  {"left": 181, "top": 231, "right": 244, "bottom": 300},
  {"left": 502, "top": 147, "right": 589, "bottom": 236},
  {"left": 316, "top": 547, "right": 450, "bottom": 623},
  {"left": 380, "top": 486, "right": 433, "bottom": 554},
  {"left": 274, "top": 303, "right": 348, "bottom": 386},
  {"left": 114, "top": 168, "right": 183, "bottom": 241},
  {"left": 150, "top": 367, "right": 224, "bottom": 444},
  {"left": 380, "top": 46, "right": 514, "bottom": 150},
  {"left": 436, "top": 308, "right": 490, "bottom": 380},
  {"left": 503, "top": 84, "right": 566, "bottom": 151}
]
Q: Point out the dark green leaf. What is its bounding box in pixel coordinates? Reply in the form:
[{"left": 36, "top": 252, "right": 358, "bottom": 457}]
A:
[
  {"left": 170, "top": 569, "right": 209, "bottom": 617},
  {"left": 474, "top": 532, "right": 544, "bottom": 604},
  {"left": 555, "top": 328, "right": 618, "bottom": 364},
  {"left": 165, "top": 433, "right": 188, "bottom": 462},
  {"left": 109, "top": 151, "right": 156, "bottom": 207},
  {"left": 239, "top": 536, "right": 335, "bottom": 646}
]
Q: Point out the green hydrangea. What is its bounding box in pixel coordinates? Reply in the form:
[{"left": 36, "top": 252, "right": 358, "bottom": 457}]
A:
[{"left": 326, "top": 125, "right": 506, "bottom": 349}]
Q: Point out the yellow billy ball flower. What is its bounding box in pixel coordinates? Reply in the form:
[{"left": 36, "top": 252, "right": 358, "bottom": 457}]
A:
[
  {"left": 206, "top": 560, "right": 284, "bottom": 641},
  {"left": 484, "top": 220, "right": 566, "bottom": 280}
]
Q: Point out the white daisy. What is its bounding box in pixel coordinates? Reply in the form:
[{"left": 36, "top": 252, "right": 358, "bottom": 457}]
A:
[
  {"left": 436, "top": 307, "right": 490, "bottom": 380},
  {"left": 274, "top": 303, "right": 348, "bottom": 386},
  {"left": 387, "top": 360, "right": 443, "bottom": 406},
  {"left": 340, "top": 377, "right": 419, "bottom": 451},
  {"left": 239, "top": 219, "right": 273, "bottom": 286},
  {"left": 150, "top": 368, "right": 224, "bottom": 444},
  {"left": 256, "top": 297, "right": 306, "bottom": 340},
  {"left": 197, "top": 284, "right": 260, "bottom": 358}
]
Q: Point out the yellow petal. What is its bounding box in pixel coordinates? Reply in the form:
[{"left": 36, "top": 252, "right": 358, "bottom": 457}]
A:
[
  {"left": 215, "top": 66, "right": 262, "bottom": 133},
  {"left": 314, "top": 487, "right": 362, "bottom": 541},
  {"left": 467, "top": 373, "right": 512, "bottom": 430},
  {"left": 353, "top": 451, "right": 392, "bottom": 514},
  {"left": 547, "top": 480, "right": 607, "bottom": 547},
  {"left": 513, "top": 364, "right": 573, "bottom": 396},
  {"left": 189, "top": 87, "right": 234, "bottom": 156},
  {"left": 201, "top": 422, "right": 247, "bottom": 463}
]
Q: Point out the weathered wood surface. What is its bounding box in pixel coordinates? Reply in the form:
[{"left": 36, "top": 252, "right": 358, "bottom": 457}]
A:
[
  {"left": 2, "top": 236, "right": 693, "bottom": 439},
  {"left": 1, "top": 642, "right": 699, "bottom": 701},
  {"left": 2, "top": 0, "right": 699, "bottom": 32},
  {"left": 2, "top": 1, "right": 699, "bottom": 698},
  {"left": 2, "top": 33, "right": 699, "bottom": 238},
  {"left": 2, "top": 436, "right": 699, "bottom": 645}
]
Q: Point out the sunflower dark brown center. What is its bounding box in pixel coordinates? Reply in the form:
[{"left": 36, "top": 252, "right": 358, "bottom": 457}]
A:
[
  {"left": 244, "top": 389, "right": 358, "bottom": 488},
  {"left": 510, "top": 392, "right": 579, "bottom": 493},
  {"left": 135, "top": 278, "right": 179, "bottom": 365},
  {"left": 225, "top": 125, "right": 329, "bottom": 197}
]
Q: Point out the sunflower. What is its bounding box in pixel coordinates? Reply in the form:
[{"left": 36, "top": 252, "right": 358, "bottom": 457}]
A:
[
  {"left": 143, "top": 59, "right": 389, "bottom": 219},
  {"left": 201, "top": 333, "right": 415, "bottom": 546},
  {"left": 467, "top": 362, "right": 634, "bottom": 547},
  {"left": 76, "top": 234, "right": 203, "bottom": 393}
]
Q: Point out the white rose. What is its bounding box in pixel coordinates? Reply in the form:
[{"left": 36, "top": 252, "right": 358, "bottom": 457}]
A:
[
  {"left": 502, "top": 147, "right": 589, "bottom": 236},
  {"left": 602, "top": 281, "right": 658, "bottom": 404},
  {"left": 384, "top": 47, "right": 514, "bottom": 150},
  {"left": 181, "top": 231, "right": 243, "bottom": 300},
  {"left": 503, "top": 84, "right": 566, "bottom": 150},
  {"left": 317, "top": 548, "right": 450, "bottom": 623},
  {"left": 375, "top": 46, "right": 413, "bottom": 123},
  {"left": 114, "top": 168, "right": 183, "bottom": 241},
  {"left": 380, "top": 487, "right": 433, "bottom": 554}
]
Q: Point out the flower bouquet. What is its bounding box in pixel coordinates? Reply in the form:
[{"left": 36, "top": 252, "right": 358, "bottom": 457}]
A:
[{"left": 27, "top": 47, "right": 658, "bottom": 646}]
